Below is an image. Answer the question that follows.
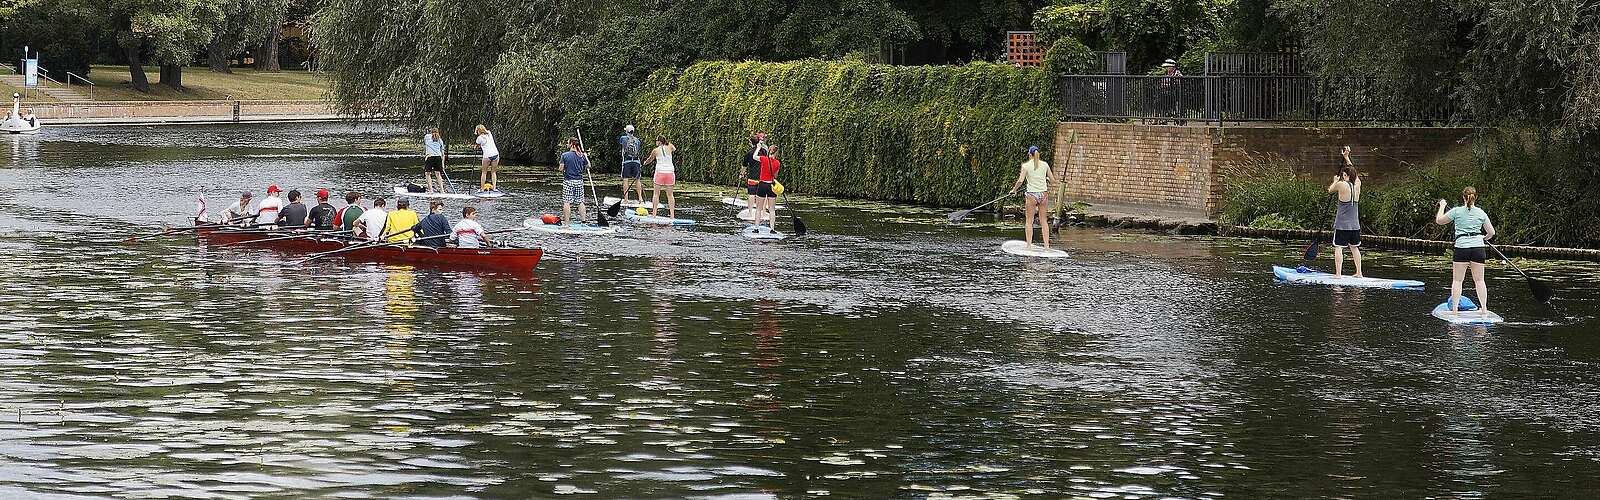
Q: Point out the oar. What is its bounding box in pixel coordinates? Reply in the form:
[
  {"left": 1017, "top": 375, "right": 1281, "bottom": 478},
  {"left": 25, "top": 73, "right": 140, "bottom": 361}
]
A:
[
  {"left": 780, "top": 191, "right": 807, "bottom": 236},
  {"left": 121, "top": 214, "right": 255, "bottom": 243},
  {"left": 295, "top": 224, "right": 532, "bottom": 264},
  {"left": 948, "top": 189, "right": 1018, "bottom": 223},
  {"left": 217, "top": 229, "right": 353, "bottom": 248},
  {"left": 606, "top": 199, "right": 624, "bottom": 218},
  {"left": 1486, "top": 242, "right": 1555, "bottom": 304},
  {"left": 575, "top": 128, "right": 610, "bottom": 227}
]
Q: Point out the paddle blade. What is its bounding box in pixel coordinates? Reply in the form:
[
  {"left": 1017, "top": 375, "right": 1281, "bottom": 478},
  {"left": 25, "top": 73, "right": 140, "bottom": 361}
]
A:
[
  {"left": 947, "top": 209, "right": 973, "bottom": 223},
  {"left": 1302, "top": 239, "right": 1322, "bottom": 261},
  {"left": 1530, "top": 277, "right": 1554, "bottom": 304},
  {"left": 792, "top": 215, "right": 807, "bottom": 236},
  {"left": 606, "top": 200, "right": 623, "bottom": 218},
  {"left": 596, "top": 211, "right": 609, "bottom": 227}
]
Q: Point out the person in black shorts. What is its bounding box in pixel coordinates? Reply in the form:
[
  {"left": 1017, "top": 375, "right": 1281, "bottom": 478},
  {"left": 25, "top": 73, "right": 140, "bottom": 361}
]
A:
[
  {"left": 423, "top": 128, "right": 446, "bottom": 192},
  {"left": 744, "top": 133, "right": 768, "bottom": 216},
  {"left": 618, "top": 125, "right": 644, "bottom": 203}
]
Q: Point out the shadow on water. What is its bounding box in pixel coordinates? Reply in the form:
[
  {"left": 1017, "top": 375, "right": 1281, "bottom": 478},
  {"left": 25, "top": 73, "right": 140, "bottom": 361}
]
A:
[{"left": 0, "top": 122, "right": 1596, "bottom": 497}]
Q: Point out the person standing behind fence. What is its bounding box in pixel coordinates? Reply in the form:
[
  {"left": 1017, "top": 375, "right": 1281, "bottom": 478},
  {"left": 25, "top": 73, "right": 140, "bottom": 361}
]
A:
[{"left": 1158, "top": 59, "right": 1184, "bottom": 123}]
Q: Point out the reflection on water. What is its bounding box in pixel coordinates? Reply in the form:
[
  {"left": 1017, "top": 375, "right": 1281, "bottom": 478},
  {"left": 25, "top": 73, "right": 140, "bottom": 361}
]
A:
[{"left": 0, "top": 123, "right": 1597, "bottom": 497}]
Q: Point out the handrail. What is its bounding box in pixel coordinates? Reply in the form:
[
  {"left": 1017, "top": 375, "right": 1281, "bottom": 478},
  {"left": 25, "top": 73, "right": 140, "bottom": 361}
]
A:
[{"left": 64, "top": 71, "right": 94, "bottom": 100}]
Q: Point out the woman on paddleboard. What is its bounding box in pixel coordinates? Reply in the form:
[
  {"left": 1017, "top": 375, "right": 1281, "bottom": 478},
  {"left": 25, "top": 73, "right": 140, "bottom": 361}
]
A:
[
  {"left": 1434, "top": 186, "right": 1496, "bottom": 316},
  {"left": 1328, "top": 146, "right": 1363, "bottom": 278},
  {"left": 1009, "top": 146, "right": 1053, "bottom": 249},
  {"left": 642, "top": 135, "right": 679, "bottom": 219},
  {"left": 423, "top": 128, "right": 446, "bottom": 193},
  {"left": 473, "top": 124, "right": 500, "bottom": 193}
]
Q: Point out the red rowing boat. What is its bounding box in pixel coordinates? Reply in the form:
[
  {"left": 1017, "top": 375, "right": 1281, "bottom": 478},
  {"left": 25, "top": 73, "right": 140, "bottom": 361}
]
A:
[{"left": 193, "top": 223, "right": 542, "bottom": 273}]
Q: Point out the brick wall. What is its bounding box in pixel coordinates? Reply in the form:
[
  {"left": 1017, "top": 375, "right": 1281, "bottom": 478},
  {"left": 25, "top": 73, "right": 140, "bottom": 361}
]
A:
[
  {"left": 26, "top": 100, "right": 332, "bottom": 121},
  {"left": 1054, "top": 122, "right": 1473, "bottom": 217}
]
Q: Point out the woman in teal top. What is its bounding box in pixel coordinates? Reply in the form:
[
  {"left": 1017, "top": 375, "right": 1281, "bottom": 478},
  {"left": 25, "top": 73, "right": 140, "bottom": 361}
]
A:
[{"left": 1434, "top": 186, "right": 1497, "bottom": 316}]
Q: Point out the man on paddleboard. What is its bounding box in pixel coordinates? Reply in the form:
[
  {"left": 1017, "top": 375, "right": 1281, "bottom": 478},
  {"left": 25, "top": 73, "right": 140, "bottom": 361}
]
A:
[
  {"left": 1328, "top": 146, "right": 1364, "bottom": 278},
  {"left": 1435, "top": 186, "right": 1497, "bottom": 317},
  {"left": 559, "top": 138, "right": 589, "bottom": 227},
  {"left": 619, "top": 125, "right": 645, "bottom": 204}
]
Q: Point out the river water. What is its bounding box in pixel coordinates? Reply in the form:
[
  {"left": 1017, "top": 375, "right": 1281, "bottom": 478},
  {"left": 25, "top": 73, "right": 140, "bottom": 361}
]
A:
[{"left": 0, "top": 122, "right": 1597, "bottom": 498}]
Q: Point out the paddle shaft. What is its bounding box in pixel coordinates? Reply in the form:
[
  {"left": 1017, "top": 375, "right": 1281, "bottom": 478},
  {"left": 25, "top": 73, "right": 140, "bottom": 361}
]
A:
[
  {"left": 299, "top": 224, "right": 533, "bottom": 263},
  {"left": 954, "top": 190, "right": 1017, "bottom": 220},
  {"left": 218, "top": 228, "right": 352, "bottom": 247}
]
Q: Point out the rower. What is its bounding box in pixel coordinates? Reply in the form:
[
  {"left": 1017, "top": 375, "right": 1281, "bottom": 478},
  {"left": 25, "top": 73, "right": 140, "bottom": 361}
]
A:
[
  {"left": 256, "top": 185, "right": 284, "bottom": 226},
  {"left": 382, "top": 197, "right": 420, "bottom": 242},
  {"left": 355, "top": 197, "right": 388, "bottom": 240},
  {"left": 307, "top": 189, "right": 337, "bottom": 230},
  {"left": 453, "top": 206, "right": 491, "bottom": 248},
  {"left": 277, "top": 189, "right": 309, "bottom": 227},
  {"left": 225, "top": 191, "right": 254, "bottom": 225},
  {"left": 334, "top": 191, "right": 364, "bottom": 233},
  {"left": 409, "top": 200, "right": 451, "bottom": 248}
]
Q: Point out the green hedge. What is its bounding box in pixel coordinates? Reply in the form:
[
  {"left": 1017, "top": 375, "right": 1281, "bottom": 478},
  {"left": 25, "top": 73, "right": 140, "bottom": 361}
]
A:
[{"left": 626, "top": 60, "right": 1058, "bottom": 207}]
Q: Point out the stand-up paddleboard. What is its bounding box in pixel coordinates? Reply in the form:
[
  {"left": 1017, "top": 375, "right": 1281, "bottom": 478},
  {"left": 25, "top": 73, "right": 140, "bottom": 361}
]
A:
[
  {"left": 741, "top": 225, "right": 787, "bottom": 241},
  {"left": 1001, "top": 240, "right": 1069, "bottom": 258},
  {"left": 1272, "top": 265, "right": 1425, "bottom": 290},
  {"left": 1430, "top": 297, "right": 1504, "bottom": 324},
  {"left": 474, "top": 189, "right": 507, "bottom": 199},
  {"left": 737, "top": 208, "right": 764, "bottom": 221},
  {"left": 393, "top": 186, "right": 476, "bottom": 200},
  {"left": 602, "top": 196, "right": 653, "bottom": 209},
  {"left": 522, "top": 217, "right": 617, "bottom": 236},
  {"left": 623, "top": 212, "right": 695, "bottom": 226},
  {"left": 721, "top": 196, "right": 785, "bottom": 209}
]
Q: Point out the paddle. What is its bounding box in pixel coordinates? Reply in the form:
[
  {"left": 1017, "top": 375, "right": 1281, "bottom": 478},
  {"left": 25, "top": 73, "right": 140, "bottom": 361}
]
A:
[
  {"left": 575, "top": 128, "right": 610, "bottom": 226},
  {"left": 948, "top": 189, "right": 1018, "bottom": 223},
  {"left": 606, "top": 199, "right": 623, "bottom": 219},
  {"left": 122, "top": 214, "right": 254, "bottom": 243},
  {"left": 217, "top": 229, "right": 352, "bottom": 248},
  {"left": 295, "top": 224, "right": 531, "bottom": 264},
  {"left": 780, "top": 191, "right": 807, "bottom": 236},
  {"left": 1486, "top": 242, "right": 1555, "bottom": 304}
]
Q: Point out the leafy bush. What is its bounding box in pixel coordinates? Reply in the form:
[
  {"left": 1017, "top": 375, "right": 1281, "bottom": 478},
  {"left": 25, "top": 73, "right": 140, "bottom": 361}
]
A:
[
  {"left": 1219, "top": 159, "right": 1329, "bottom": 229},
  {"left": 1045, "top": 37, "right": 1097, "bottom": 79},
  {"left": 1248, "top": 213, "right": 1304, "bottom": 230},
  {"left": 627, "top": 60, "right": 1058, "bottom": 207}
]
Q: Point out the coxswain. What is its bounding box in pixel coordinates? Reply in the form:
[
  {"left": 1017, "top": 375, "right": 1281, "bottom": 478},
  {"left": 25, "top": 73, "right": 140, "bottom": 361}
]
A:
[
  {"left": 225, "top": 191, "right": 254, "bottom": 225},
  {"left": 255, "top": 185, "right": 284, "bottom": 226},
  {"left": 307, "top": 189, "right": 337, "bottom": 230},
  {"left": 382, "top": 197, "right": 421, "bottom": 242},
  {"left": 277, "top": 189, "right": 309, "bottom": 227},
  {"left": 355, "top": 197, "right": 388, "bottom": 240},
  {"left": 410, "top": 200, "right": 452, "bottom": 248},
  {"left": 334, "top": 191, "right": 364, "bottom": 233},
  {"left": 453, "top": 206, "right": 491, "bottom": 248}
]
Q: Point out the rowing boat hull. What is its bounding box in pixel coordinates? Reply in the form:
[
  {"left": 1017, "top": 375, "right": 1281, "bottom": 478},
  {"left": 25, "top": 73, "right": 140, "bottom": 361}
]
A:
[{"left": 194, "top": 225, "right": 541, "bottom": 272}]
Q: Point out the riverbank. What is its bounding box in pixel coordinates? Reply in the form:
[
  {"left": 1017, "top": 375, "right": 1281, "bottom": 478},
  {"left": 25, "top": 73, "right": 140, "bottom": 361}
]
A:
[{"left": 26, "top": 100, "right": 344, "bottom": 125}]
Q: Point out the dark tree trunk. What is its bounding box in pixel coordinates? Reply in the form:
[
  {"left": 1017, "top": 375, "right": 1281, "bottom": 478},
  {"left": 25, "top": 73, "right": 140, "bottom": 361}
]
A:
[
  {"left": 256, "top": 22, "right": 282, "bottom": 72},
  {"left": 207, "top": 40, "right": 233, "bottom": 73},
  {"left": 160, "top": 64, "right": 183, "bottom": 89},
  {"left": 125, "top": 45, "right": 150, "bottom": 93}
]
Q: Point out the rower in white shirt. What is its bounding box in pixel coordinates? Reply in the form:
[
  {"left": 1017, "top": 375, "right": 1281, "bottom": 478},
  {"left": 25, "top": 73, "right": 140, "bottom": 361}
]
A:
[
  {"left": 451, "top": 206, "right": 491, "bottom": 248},
  {"left": 255, "top": 185, "right": 284, "bottom": 226},
  {"left": 224, "top": 191, "right": 254, "bottom": 225},
  {"left": 354, "top": 196, "right": 389, "bottom": 240}
]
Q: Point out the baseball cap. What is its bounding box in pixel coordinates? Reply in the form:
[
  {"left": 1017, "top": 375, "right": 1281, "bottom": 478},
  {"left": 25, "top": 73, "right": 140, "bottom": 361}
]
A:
[
  {"left": 1027, "top": 145, "right": 1040, "bottom": 155},
  {"left": 1161, "top": 59, "right": 1177, "bottom": 67},
  {"left": 266, "top": 184, "right": 281, "bottom": 193},
  {"left": 624, "top": 125, "right": 635, "bottom": 133},
  {"left": 316, "top": 188, "right": 330, "bottom": 199}
]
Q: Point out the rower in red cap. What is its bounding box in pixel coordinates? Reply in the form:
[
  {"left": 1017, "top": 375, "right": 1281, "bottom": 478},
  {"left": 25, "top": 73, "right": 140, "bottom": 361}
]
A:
[
  {"left": 307, "top": 189, "right": 337, "bottom": 230},
  {"left": 255, "top": 185, "right": 284, "bottom": 226}
]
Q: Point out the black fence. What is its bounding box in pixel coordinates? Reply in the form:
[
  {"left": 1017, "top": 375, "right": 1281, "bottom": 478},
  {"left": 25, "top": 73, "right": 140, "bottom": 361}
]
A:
[{"left": 1059, "top": 75, "right": 1465, "bottom": 125}]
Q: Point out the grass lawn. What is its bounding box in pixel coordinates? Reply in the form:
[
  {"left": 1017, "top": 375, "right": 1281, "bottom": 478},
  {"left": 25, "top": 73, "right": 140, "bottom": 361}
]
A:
[{"left": 84, "top": 64, "right": 329, "bottom": 101}]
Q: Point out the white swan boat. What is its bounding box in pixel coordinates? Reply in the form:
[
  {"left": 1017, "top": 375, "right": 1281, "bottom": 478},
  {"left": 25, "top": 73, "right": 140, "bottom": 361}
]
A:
[{"left": 0, "top": 93, "right": 40, "bottom": 134}]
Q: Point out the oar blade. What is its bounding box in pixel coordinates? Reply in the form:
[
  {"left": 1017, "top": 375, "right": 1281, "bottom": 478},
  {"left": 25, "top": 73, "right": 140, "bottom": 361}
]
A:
[
  {"left": 1302, "top": 239, "right": 1322, "bottom": 261},
  {"left": 606, "top": 200, "right": 623, "bottom": 218},
  {"left": 792, "top": 215, "right": 808, "bottom": 236},
  {"left": 947, "top": 209, "right": 972, "bottom": 223}
]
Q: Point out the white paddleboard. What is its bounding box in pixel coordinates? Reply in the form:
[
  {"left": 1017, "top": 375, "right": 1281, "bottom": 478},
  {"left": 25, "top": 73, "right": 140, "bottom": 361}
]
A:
[
  {"left": 1431, "top": 302, "right": 1505, "bottom": 325},
  {"left": 1272, "top": 266, "right": 1425, "bottom": 289},
  {"left": 721, "top": 196, "right": 785, "bottom": 209},
  {"left": 474, "top": 190, "right": 507, "bottom": 198},
  {"left": 602, "top": 196, "right": 653, "bottom": 209},
  {"left": 393, "top": 186, "right": 476, "bottom": 200},
  {"left": 522, "top": 217, "right": 618, "bottom": 236},
  {"left": 1001, "top": 240, "right": 1069, "bottom": 258},
  {"left": 622, "top": 212, "right": 695, "bottom": 226},
  {"left": 741, "top": 225, "right": 787, "bottom": 241}
]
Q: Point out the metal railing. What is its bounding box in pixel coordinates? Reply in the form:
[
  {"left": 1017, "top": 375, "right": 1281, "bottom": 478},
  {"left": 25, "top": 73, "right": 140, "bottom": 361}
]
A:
[
  {"left": 64, "top": 71, "right": 94, "bottom": 100},
  {"left": 1058, "top": 75, "right": 1465, "bottom": 125}
]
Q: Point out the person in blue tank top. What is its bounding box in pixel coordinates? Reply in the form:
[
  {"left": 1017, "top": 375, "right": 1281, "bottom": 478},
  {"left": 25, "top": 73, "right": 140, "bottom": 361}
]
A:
[
  {"left": 1327, "top": 146, "right": 1363, "bottom": 278},
  {"left": 1434, "top": 186, "right": 1497, "bottom": 316}
]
